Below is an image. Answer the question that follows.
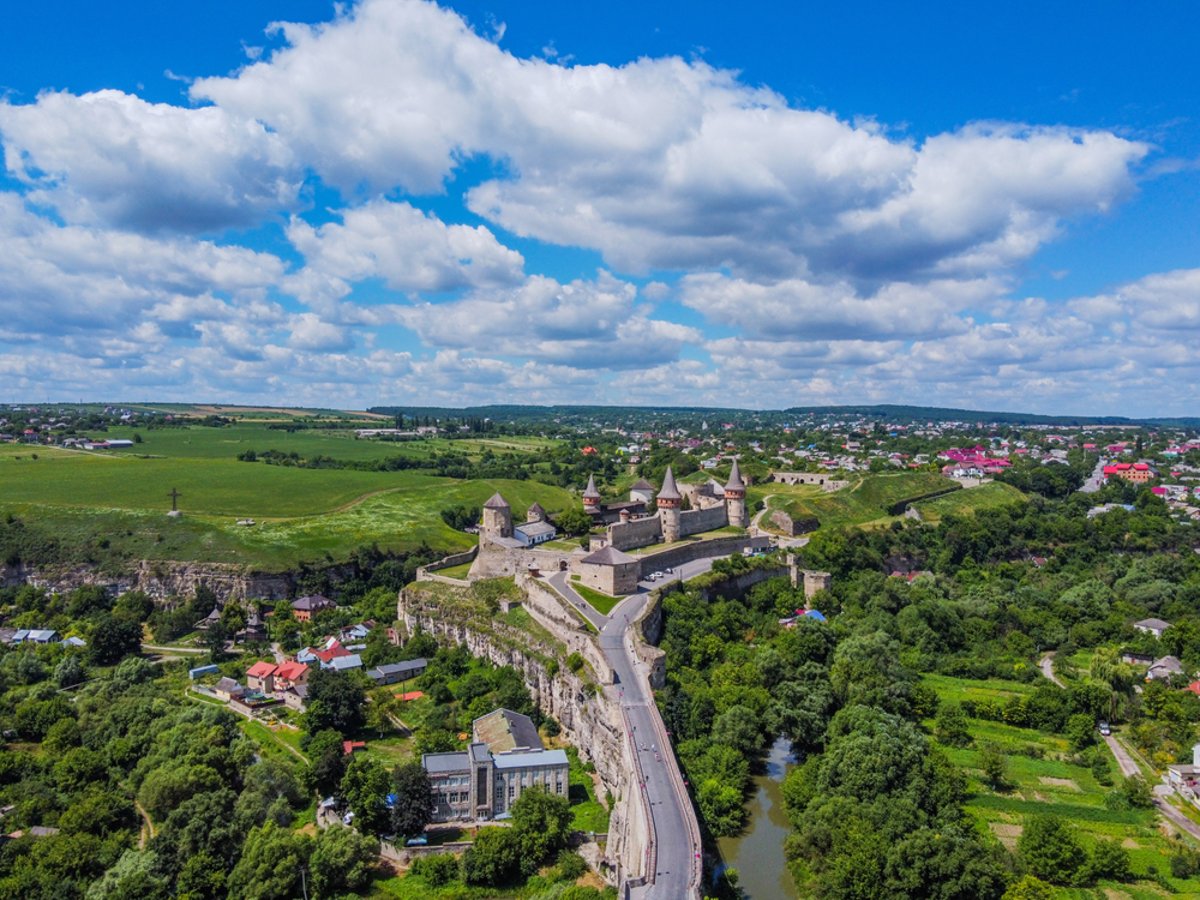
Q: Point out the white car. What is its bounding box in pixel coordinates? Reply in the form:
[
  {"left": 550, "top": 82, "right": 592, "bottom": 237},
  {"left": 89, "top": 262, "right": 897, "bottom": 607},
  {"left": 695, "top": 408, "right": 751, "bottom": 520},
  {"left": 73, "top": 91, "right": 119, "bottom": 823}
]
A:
[
  {"left": 651, "top": 571, "right": 665, "bottom": 580},
  {"left": 1098, "top": 722, "right": 1111, "bottom": 736}
]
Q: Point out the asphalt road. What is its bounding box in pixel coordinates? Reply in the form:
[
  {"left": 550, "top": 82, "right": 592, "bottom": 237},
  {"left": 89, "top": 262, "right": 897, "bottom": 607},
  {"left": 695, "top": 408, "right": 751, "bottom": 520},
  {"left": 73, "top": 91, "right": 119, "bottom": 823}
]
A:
[
  {"left": 598, "top": 593, "right": 700, "bottom": 899},
  {"left": 547, "top": 550, "right": 741, "bottom": 896},
  {"left": 546, "top": 571, "right": 608, "bottom": 631}
]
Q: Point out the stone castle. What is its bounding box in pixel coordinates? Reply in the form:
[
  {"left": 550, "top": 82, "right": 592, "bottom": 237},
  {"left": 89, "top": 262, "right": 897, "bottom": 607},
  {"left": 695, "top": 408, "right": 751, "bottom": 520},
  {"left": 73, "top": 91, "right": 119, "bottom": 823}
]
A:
[{"left": 467, "top": 462, "right": 758, "bottom": 595}]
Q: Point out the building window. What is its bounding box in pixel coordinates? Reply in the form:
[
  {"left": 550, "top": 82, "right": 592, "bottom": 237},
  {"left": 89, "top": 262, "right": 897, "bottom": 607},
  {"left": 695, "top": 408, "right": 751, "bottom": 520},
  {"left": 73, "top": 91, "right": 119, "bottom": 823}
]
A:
[{"left": 508, "top": 785, "right": 515, "bottom": 799}]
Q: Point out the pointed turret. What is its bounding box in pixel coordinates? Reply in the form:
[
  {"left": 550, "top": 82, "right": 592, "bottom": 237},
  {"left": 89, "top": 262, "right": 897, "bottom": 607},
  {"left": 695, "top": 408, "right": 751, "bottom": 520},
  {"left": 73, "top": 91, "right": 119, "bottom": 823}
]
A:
[
  {"left": 724, "top": 459, "right": 747, "bottom": 528},
  {"left": 657, "top": 466, "right": 681, "bottom": 542},
  {"left": 724, "top": 459, "right": 745, "bottom": 493},
  {"left": 582, "top": 474, "right": 601, "bottom": 509},
  {"left": 657, "top": 466, "right": 681, "bottom": 503},
  {"left": 483, "top": 492, "right": 510, "bottom": 510}
]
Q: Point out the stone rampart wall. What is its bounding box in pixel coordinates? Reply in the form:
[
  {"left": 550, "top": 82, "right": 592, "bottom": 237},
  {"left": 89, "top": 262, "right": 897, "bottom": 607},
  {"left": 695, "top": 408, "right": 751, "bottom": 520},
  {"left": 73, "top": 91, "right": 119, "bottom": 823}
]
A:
[
  {"left": 606, "top": 515, "right": 663, "bottom": 551},
  {"left": 678, "top": 504, "right": 727, "bottom": 536}
]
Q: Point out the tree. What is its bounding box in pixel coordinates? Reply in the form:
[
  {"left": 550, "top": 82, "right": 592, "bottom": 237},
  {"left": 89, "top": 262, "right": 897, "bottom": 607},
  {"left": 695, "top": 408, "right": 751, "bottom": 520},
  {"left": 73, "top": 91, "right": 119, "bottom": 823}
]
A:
[
  {"left": 202, "top": 621, "right": 229, "bottom": 663},
  {"left": 226, "top": 822, "right": 311, "bottom": 900},
  {"left": 1001, "top": 875, "right": 1054, "bottom": 900},
  {"left": 1118, "top": 774, "right": 1154, "bottom": 809},
  {"left": 509, "top": 785, "right": 573, "bottom": 874},
  {"left": 461, "top": 826, "right": 522, "bottom": 886},
  {"left": 979, "top": 742, "right": 1011, "bottom": 791},
  {"left": 390, "top": 762, "right": 434, "bottom": 841},
  {"left": 1088, "top": 839, "right": 1131, "bottom": 882},
  {"left": 341, "top": 755, "right": 391, "bottom": 837},
  {"left": 88, "top": 614, "right": 142, "bottom": 665},
  {"left": 410, "top": 853, "right": 459, "bottom": 887},
  {"left": 554, "top": 507, "right": 593, "bottom": 537},
  {"left": 829, "top": 631, "right": 914, "bottom": 715},
  {"left": 1065, "top": 713, "right": 1095, "bottom": 752},
  {"left": 306, "top": 669, "right": 367, "bottom": 735},
  {"left": 306, "top": 729, "right": 348, "bottom": 797},
  {"left": 934, "top": 701, "right": 972, "bottom": 747},
  {"left": 1017, "top": 815, "right": 1086, "bottom": 885},
  {"left": 308, "top": 826, "right": 378, "bottom": 897}
]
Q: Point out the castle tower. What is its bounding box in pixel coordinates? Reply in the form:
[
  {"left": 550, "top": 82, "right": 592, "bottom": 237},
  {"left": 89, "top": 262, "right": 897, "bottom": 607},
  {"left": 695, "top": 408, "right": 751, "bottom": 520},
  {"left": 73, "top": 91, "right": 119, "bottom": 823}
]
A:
[
  {"left": 481, "top": 492, "right": 513, "bottom": 540},
  {"left": 724, "top": 459, "right": 747, "bottom": 528},
  {"left": 526, "top": 501, "right": 546, "bottom": 523},
  {"left": 582, "top": 474, "right": 601, "bottom": 512},
  {"left": 657, "top": 466, "right": 682, "bottom": 543}
]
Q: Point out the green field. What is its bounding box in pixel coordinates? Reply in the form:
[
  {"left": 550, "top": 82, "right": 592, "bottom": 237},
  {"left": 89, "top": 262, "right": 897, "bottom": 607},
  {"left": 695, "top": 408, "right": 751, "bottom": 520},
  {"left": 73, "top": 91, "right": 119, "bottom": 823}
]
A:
[
  {"left": 751, "top": 472, "right": 958, "bottom": 531},
  {"left": 925, "top": 674, "right": 1200, "bottom": 897},
  {"left": 569, "top": 580, "right": 623, "bottom": 615},
  {"left": 914, "top": 481, "right": 1028, "bottom": 522},
  {"left": 0, "top": 424, "right": 572, "bottom": 569}
]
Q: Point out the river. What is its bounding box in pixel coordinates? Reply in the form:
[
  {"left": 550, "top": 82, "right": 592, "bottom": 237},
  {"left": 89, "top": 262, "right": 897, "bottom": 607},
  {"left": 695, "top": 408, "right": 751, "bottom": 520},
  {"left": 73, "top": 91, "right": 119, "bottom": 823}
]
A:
[{"left": 716, "top": 736, "right": 798, "bottom": 899}]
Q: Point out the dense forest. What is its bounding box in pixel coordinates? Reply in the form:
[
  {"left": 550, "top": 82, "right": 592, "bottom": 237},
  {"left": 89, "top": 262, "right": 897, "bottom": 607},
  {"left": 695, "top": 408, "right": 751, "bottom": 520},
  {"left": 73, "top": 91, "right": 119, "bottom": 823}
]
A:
[{"left": 658, "top": 480, "right": 1200, "bottom": 898}]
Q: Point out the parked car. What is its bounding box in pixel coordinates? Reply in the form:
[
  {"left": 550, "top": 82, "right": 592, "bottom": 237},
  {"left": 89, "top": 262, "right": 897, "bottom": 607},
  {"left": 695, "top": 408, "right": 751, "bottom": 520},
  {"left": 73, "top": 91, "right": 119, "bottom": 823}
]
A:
[
  {"left": 405, "top": 834, "right": 429, "bottom": 847},
  {"left": 1098, "top": 722, "right": 1111, "bottom": 736},
  {"left": 651, "top": 571, "right": 665, "bottom": 580}
]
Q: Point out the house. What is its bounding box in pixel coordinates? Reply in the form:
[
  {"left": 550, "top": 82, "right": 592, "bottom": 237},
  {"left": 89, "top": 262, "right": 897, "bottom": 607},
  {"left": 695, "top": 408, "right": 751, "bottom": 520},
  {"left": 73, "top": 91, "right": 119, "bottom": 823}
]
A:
[
  {"left": 14, "top": 629, "right": 57, "bottom": 644},
  {"left": 212, "top": 677, "right": 247, "bottom": 701},
  {"left": 513, "top": 520, "right": 558, "bottom": 547},
  {"left": 59, "top": 636, "right": 86, "bottom": 649},
  {"left": 273, "top": 661, "right": 309, "bottom": 690},
  {"left": 291, "top": 595, "right": 336, "bottom": 623},
  {"left": 366, "top": 658, "right": 428, "bottom": 685},
  {"left": 329, "top": 654, "right": 363, "bottom": 673},
  {"left": 1134, "top": 618, "right": 1171, "bottom": 639},
  {"left": 342, "top": 740, "right": 366, "bottom": 756},
  {"left": 1147, "top": 655, "right": 1185, "bottom": 681},
  {"left": 473, "top": 709, "right": 543, "bottom": 753},
  {"left": 283, "top": 684, "right": 309, "bottom": 712},
  {"left": 300, "top": 638, "right": 352, "bottom": 667},
  {"left": 246, "top": 661, "right": 278, "bottom": 692},
  {"left": 1167, "top": 743, "right": 1200, "bottom": 798}
]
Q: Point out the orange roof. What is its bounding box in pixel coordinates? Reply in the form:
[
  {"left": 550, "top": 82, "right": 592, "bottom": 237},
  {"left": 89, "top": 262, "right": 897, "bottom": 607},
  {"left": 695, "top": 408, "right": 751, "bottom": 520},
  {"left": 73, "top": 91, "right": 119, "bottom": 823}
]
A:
[
  {"left": 247, "top": 661, "right": 277, "bottom": 678},
  {"left": 1187, "top": 681, "right": 1200, "bottom": 696},
  {"left": 395, "top": 690, "right": 425, "bottom": 702},
  {"left": 275, "top": 661, "right": 308, "bottom": 680}
]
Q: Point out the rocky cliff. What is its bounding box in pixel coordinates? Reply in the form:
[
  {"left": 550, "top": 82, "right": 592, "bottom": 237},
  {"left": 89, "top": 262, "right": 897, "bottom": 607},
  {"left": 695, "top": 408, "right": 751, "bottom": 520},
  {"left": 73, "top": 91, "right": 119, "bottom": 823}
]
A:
[
  {"left": 1, "top": 559, "right": 295, "bottom": 602},
  {"left": 397, "top": 579, "right": 648, "bottom": 886}
]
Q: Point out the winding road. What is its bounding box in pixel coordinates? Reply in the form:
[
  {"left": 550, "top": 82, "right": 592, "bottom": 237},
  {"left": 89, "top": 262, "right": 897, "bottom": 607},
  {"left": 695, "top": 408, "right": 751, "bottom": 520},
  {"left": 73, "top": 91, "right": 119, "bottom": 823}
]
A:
[
  {"left": 1038, "top": 651, "right": 1200, "bottom": 844},
  {"left": 546, "top": 555, "right": 724, "bottom": 897}
]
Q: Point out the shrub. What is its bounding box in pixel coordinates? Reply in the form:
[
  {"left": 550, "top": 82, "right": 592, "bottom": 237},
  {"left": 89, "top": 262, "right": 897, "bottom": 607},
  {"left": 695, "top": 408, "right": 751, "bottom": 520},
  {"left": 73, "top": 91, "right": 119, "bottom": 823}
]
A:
[{"left": 411, "top": 852, "right": 460, "bottom": 887}]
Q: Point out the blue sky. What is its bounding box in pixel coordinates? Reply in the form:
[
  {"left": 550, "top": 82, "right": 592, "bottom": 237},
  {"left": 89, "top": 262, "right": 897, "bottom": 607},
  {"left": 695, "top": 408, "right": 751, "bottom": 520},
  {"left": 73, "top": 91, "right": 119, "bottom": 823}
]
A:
[{"left": 1, "top": 0, "right": 1197, "bottom": 414}]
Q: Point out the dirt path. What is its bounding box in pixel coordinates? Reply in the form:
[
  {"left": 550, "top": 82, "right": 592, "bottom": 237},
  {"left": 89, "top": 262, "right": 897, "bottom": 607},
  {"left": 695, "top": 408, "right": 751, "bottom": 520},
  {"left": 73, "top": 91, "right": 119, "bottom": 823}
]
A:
[
  {"left": 1039, "top": 652, "right": 1066, "bottom": 688},
  {"left": 134, "top": 798, "right": 155, "bottom": 848}
]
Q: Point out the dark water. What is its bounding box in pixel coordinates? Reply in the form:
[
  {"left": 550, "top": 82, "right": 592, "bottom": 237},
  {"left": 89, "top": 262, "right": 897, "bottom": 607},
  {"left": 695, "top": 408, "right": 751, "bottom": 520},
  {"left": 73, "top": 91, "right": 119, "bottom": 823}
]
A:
[{"left": 716, "top": 736, "right": 798, "bottom": 899}]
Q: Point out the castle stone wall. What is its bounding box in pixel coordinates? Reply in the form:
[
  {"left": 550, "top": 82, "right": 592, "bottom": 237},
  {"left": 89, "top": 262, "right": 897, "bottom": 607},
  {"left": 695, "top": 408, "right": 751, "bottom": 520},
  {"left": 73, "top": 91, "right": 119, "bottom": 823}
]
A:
[
  {"left": 678, "top": 504, "right": 727, "bottom": 537},
  {"left": 606, "top": 515, "right": 663, "bottom": 551}
]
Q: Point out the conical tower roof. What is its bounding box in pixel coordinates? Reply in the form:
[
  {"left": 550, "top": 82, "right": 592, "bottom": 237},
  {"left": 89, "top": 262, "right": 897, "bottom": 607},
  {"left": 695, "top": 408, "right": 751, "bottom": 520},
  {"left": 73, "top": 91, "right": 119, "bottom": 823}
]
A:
[
  {"left": 725, "top": 459, "right": 745, "bottom": 492},
  {"left": 657, "top": 466, "right": 681, "bottom": 501},
  {"left": 483, "top": 492, "right": 510, "bottom": 510},
  {"left": 583, "top": 474, "right": 601, "bottom": 499}
]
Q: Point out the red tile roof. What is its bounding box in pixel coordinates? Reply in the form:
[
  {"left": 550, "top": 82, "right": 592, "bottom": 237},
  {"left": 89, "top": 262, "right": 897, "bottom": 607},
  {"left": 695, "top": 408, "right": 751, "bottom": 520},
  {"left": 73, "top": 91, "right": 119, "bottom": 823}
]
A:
[{"left": 247, "top": 661, "right": 277, "bottom": 678}]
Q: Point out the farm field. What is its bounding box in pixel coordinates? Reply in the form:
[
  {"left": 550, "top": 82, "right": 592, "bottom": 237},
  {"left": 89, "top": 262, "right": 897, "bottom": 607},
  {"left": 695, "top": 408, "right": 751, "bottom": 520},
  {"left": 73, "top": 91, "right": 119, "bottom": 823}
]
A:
[
  {"left": 0, "top": 424, "right": 574, "bottom": 568},
  {"left": 91, "top": 422, "right": 556, "bottom": 463},
  {"left": 924, "top": 674, "right": 1200, "bottom": 897}
]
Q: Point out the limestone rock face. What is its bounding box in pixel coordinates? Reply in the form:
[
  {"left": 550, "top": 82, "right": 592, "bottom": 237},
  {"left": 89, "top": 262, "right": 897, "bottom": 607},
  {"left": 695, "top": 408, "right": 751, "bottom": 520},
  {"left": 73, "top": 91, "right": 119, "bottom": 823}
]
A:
[{"left": 2, "top": 559, "right": 294, "bottom": 602}]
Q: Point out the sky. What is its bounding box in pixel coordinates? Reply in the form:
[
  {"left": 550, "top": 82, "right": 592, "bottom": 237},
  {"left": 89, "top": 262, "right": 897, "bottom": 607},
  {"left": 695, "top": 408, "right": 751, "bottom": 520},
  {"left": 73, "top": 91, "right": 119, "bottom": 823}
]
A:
[{"left": 1, "top": 0, "right": 1198, "bottom": 415}]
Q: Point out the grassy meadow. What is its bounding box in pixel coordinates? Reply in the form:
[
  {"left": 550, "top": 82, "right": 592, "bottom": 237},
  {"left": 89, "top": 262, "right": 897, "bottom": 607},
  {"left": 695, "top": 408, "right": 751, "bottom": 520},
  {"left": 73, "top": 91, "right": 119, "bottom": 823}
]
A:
[
  {"left": 924, "top": 673, "right": 1200, "bottom": 898},
  {"left": 0, "top": 424, "right": 571, "bottom": 569}
]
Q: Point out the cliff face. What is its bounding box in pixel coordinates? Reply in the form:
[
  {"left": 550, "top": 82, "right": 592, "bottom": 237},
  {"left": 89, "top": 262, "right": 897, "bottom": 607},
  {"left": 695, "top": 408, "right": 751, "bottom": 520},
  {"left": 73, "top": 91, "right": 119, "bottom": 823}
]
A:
[
  {"left": 1, "top": 559, "right": 294, "bottom": 602},
  {"left": 397, "top": 581, "right": 647, "bottom": 886}
]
